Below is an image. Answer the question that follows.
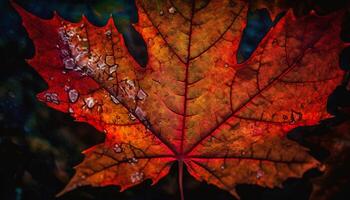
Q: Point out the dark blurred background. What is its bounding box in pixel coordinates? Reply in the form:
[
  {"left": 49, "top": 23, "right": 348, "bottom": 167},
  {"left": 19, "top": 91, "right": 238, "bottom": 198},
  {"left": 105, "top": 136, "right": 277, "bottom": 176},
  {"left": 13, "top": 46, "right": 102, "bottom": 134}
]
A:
[{"left": 0, "top": 0, "right": 350, "bottom": 200}]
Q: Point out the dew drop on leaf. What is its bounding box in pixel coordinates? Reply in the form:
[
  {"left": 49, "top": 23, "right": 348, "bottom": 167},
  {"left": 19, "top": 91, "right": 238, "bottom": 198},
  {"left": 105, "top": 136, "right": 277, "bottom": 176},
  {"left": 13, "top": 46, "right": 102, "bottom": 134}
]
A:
[
  {"left": 126, "top": 79, "right": 135, "bottom": 88},
  {"left": 135, "top": 107, "right": 146, "bottom": 120},
  {"left": 110, "top": 95, "right": 120, "bottom": 104},
  {"left": 168, "top": 6, "right": 176, "bottom": 14},
  {"left": 63, "top": 57, "right": 75, "bottom": 70},
  {"left": 137, "top": 89, "right": 147, "bottom": 100},
  {"left": 85, "top": 97, "right": 96, "bottom": 108},
  {"left": 68, "top": 89, "right": 79, "bottom": 103},
  {"left": 129, "top": 113, "right": 136, "bottom": 121},
  {"left": 105, "top": 30, "right": 112, "bottom": 36},
  {"left": 109, "top": 65, "right": 118, "bottom": 74},
  {"left": 130, "top": 172, "right": 143, "bottom": 183},
  {"left": 68, "top": 107, "right": 74, "bottom": 113},
  {"left": 220, "top": 165, "right": 225, "bottom": 170}
]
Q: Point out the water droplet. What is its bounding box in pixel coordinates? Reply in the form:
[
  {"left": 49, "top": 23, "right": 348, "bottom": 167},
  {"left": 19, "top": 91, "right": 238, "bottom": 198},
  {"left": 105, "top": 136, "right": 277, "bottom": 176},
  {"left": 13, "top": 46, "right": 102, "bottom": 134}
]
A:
[
  {"left": 77, "top": 35, "right": 82, "bottom": 42},
  {"left": 126, "top": 80, "right": 135, "bottom": 88},
  {"left": 97, "top": 60, "right": 106, "bottom": 70},
  {"left": 119, "top": 79, "right": 137, "bottom": 100},
  {"left": 130, "top": 172, "right": 143, "bottom": 183},
  {"left": 137, "top": 89, "right": 147, "bottom": 100},
  {"left": 129, "top": 113, "right": 136, "bottom": 121},
  {"left": 159, "top": 10, "right": 164, "bottom": 16},
  {"left": 110, "top": 95, "right": 120, "bottom": 104},
  {"left": 64, "top": 85, "right": 70, "bottom": 91},
  {"left": 68, "top": 107, "right": 74, "bottom": 113},
  {"left": 241, "top": 151, "right": 246, "bottom": 156},
  {"left": 59, "top": 29, "right": 69, "bottom": 43},
  {"left": 128, "top": 157, "right": 138, "bottom": 164},
  {"left": 85, "top": 97, "right": 95, "bottom": 108},
  {"left": 168, "top": 6, "right": 176, "bottom": 14},
  {"left": 224, "top": 63, "right": 229, "bottom": 68},
  {"left": 256, "top": 170, "right": 264, "bottom": 179},
  {"left": 220, "top": 165, "right": 225, "bottom": 170},
  {"left": 105, "top": 30, "right": 112, "bottom": 36},
  {"left": 113, "top": 143, "right": 122, "bottom": 153},
  {"left": 63, "top": 57, "right": 75, "bottom": 70},
  {"left": 109, "top": 65, "right": 118, "bottom": 74},
  {"left": 135, "top": 107, "right": 146, "bottom": 120},
  {"left": 66, "top": 30, "right": 75, "bottom": 37},
  {"left": 68, "top": 89, "right": 79, "bottom": 103},
  {"left": 81, "top": 175, "right": 86, "bottom": 179}
]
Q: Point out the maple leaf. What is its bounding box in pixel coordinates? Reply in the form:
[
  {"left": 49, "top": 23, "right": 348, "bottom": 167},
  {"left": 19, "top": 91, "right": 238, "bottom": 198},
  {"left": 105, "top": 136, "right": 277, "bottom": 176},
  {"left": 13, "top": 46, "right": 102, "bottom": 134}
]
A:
[{"left": 13, "top": 0, "right": 348, "bottom": 199}]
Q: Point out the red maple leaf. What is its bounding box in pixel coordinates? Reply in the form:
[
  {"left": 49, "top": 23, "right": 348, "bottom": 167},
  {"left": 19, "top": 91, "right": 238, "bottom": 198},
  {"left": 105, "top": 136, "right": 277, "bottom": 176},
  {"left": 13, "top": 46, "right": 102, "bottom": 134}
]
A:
[{"left": 13, "top": 0, "right": 348, "bottom": 199}]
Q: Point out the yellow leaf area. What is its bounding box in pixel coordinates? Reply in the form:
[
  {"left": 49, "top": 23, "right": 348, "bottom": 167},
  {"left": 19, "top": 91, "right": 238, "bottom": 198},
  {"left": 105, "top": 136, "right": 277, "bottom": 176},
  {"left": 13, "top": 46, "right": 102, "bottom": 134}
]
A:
[{"left": 14, "top": 0, "right": 347, "bottom": 199}]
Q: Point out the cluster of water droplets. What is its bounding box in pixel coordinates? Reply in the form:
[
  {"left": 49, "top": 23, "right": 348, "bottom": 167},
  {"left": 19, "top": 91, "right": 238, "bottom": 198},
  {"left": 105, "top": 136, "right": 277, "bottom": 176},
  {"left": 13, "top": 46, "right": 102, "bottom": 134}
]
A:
[
  {"left": 44, "top": 92, "right": 60, "bottom": 104},
  {"left": 117, "top": 78, "right": 149, "bottom": 122},
  {"left": 58, "top": 23, "right": 107, "bottom": 79},
  {"left": 130, "top": 171, "right": 144, "bottom": 183},
  {"left": 119, "top": 79, "right": 137, "bottom": 100},
  {"left": 128, "top": 157, "right": 139, "bottom": 165},
  {"left": 159, "top": 6, "right": 176, "bottom": 15}
]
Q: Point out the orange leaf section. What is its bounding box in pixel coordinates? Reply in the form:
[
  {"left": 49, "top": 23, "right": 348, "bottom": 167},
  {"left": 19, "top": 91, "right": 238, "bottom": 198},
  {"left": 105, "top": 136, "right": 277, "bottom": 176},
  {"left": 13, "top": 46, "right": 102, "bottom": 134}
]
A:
[
  {"left": 13, "top": 0, "right": 347, "bottom": 198},
  {"left": 57, "top": 135, "right": 175, "bottom": 196}
]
